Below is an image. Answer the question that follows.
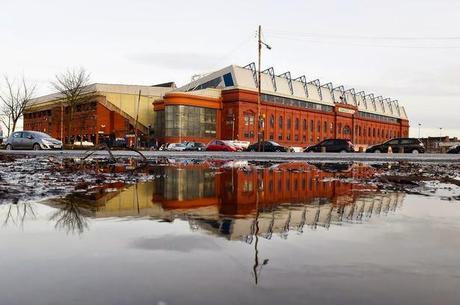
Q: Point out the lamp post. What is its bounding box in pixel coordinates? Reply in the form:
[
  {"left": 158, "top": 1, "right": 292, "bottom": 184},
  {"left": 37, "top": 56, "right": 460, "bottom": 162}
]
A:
[
  {"left": 257, "top": 25, "right": 271, "bottom": 152},
  {"left": 418, "top": 123, "right": 421, "bottom": 139}
]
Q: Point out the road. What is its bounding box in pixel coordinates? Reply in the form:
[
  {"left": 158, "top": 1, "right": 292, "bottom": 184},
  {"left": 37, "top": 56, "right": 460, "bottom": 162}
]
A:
[{"left": 1, "top": 149, "right": 460, "bottom": 163}]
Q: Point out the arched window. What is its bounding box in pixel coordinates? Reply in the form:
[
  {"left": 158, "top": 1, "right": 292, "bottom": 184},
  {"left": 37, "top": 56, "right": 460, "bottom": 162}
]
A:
[
  {"left": 295, "top": 118, "right": 299, "bottom": 130},
  {"left": 278, "top": 116, "right": 283, "bottom": 128},
  {"left": 303, "top": 119, "right": 307, "bottom": 130},
  {"left": 343, "top": 125, "right": 351, "bottom": 135},
  {"left": 287, "top": 117, "right": 291, "bottom": 129},
  {"left": 270, "top": 115, "right": 274, "bottom": 128}
]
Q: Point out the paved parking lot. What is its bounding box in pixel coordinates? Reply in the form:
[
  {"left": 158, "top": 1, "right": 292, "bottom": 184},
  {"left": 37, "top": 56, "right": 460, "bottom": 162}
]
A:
[{"left": 1, "top": 149, "right": 459, "bottom": 163}]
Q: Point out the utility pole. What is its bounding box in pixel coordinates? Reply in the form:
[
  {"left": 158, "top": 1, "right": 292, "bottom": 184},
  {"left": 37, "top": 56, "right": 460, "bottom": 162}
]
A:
[
  {"left": 256, "top": 25, "right": 271, "bottom": 152},
  {"left": 134, "top": 90, "right": 141, "bottom": 149},
  {"left": 257, "top": 25, "right": 262, "bottom": 152}
]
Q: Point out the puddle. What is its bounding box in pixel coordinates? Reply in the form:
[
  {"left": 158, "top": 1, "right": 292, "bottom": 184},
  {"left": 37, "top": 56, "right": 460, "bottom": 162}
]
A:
[{"left": 1, "top": 162, "right": 460, "bottom": 305}]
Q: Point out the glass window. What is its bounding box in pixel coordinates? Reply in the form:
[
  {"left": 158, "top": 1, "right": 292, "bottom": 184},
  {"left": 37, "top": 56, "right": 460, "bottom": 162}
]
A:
[
  {"left": 223, "top": 73, "right": 234, "bottom": 86},
  {"left": 278, "top": 116, "right": 283, "bottom": 128},
  {"left": 295, "top": 118, "right": 299, "bottom": 130},
  {"left": 270, "top": 115, "right": 274, "bottom": 128},
  {"left": 165, "top": 105, "right": 217, "bottom": 138},
  {"left": 287, "top": 118, "right": 291, "bottom": 129},
  {"left": 303, "top": 119, "right": 307, "bottom": 130}
]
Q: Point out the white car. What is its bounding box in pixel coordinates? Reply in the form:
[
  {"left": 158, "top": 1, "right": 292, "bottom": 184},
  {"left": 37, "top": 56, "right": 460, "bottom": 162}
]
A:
[
  {"left": 166, "top": 143, "right": 187, "bottom": 151},
  {"left": 73, "top": 140, "right": 95, "bottom": 147}
]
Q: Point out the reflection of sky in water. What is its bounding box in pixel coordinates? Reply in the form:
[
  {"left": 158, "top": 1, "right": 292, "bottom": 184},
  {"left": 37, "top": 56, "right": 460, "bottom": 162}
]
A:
[{"left": 1, "top": 164, "right": 460, "bottom": 305}]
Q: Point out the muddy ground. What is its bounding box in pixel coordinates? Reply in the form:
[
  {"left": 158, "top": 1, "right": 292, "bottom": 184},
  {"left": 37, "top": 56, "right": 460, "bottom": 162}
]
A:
[{"left": 1, "top": 154, "right": 459, "bottom": 204}]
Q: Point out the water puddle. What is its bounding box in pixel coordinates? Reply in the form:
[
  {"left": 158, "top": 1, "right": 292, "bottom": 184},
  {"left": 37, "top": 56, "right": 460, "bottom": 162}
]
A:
[{"left": 1, "top": 162, "right": 460, "bottom": 305}]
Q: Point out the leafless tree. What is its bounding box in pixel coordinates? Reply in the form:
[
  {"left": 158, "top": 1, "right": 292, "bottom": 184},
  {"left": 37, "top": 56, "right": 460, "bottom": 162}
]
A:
[
  {"left": 0, "top": 76, "right": 36, "bottom": 136},
  {"left": 49, "top": 197, "right": 92, "bottom": 235},
  {"left": 51, "top": 68, "right": 91, "bottom": 144}
]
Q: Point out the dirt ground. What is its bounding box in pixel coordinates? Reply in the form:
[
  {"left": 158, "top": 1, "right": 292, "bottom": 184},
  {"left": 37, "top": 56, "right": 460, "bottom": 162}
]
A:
[{"left": 1, "top": 154, "right": 459, "bottom": 204}]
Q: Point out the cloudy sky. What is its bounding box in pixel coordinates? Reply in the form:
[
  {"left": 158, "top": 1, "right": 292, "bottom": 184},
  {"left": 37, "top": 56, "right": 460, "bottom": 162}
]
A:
[{"left": 1, "top": 0, "right": 459, "bottom": 137}]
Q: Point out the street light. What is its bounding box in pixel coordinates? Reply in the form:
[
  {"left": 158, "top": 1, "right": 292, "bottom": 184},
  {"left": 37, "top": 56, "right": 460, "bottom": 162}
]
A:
[
  {"left": 418, "top": 123, "right": 421, "bottom": 139},
  {"left": 257, "top": 25, "right": 271, "bottom": 152}
]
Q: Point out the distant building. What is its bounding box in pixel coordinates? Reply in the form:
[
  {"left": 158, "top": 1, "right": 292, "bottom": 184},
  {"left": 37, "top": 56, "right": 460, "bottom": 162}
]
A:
[
  {"left": 153, "top": 64, "right": 410, "bottom": 147},
  {"left": 24, "top": 83, "right": 174, "bottom": 145}
]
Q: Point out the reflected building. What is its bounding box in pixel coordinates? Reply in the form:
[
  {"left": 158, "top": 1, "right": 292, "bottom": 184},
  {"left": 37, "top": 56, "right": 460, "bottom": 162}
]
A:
[{"left": 44, "top": 162, "right": 404, "bottom": 238}]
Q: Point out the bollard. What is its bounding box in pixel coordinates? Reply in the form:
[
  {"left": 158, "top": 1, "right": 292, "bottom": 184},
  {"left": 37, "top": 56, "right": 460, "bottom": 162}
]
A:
[
  {"left": 388, "top": 146, "right": 393, "bottom": 154},
  {"left": 321, "top": 146, "right": 326, "bottom": 153}
]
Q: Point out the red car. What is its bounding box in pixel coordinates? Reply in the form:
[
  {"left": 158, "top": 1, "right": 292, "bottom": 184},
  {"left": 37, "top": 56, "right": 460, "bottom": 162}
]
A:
[{"left": 206, "top": 140, "right": 238, "bottom": 152}]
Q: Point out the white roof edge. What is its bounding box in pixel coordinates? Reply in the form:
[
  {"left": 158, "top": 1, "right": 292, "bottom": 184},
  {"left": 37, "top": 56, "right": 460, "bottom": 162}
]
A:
[
  {"left": 27, "top": 83, "right": 173, "bottom": 107},
  {"left": 178, "top": 64, "right": 407, "bottom": 120}
]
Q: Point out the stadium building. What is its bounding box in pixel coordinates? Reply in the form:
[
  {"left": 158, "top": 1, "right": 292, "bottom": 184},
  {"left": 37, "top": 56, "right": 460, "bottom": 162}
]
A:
[
  {"left": 153, "top": 64, "right": 409, "bottom": 148},
  {"left": 24, "top": 83, "right": 174, "bottom": 145}
]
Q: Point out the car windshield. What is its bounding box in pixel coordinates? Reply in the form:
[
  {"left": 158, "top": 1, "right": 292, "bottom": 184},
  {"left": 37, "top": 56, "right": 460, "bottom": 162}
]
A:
[{"left": 267, "top": 141, "right": 280, "bottom": 146}]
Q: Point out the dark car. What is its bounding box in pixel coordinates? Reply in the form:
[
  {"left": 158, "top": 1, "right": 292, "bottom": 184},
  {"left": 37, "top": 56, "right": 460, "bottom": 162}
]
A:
[
  {"left": 4, "top": 131, "right": 62, "bottom": 150},
  {"left": 304, "top": 139, "right": 354, "bottom": 153},
  {"left": 366, "top": 138, "right": 425, "bottom": 154},
  {"left": 246, "top": 141, "right": 287, "bottom": 152},
  {"left": 184, "top": 142, "right": 206, "bottom": 151},
  {"left": 447, "top": 145, "right": 460, "bottom": 154}
]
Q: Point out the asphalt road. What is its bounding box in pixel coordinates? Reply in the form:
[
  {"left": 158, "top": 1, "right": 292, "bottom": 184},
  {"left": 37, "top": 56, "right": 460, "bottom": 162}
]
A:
[{"left": 1, "top": 149, "right": 460, "bottom": 163}]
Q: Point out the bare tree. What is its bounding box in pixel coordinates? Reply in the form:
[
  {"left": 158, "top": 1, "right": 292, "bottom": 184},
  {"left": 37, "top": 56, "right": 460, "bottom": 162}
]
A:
[
  {"left": 51, "top": 68, "right": 91, "bottom": 144},
  {"left": 0, "top": 76, "right": 36, "bottom": 136}
]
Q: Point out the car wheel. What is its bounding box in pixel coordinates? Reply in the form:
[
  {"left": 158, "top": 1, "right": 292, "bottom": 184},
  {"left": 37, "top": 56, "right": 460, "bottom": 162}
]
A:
[
  {"left": 374, "top": 149, "right": 381, "bottom": 153},
  {"left": 33, "top": 143, "right": 41, "bottom": 150},
  {"left": 340, "top": 149, "right": 348, "bottom": 153},
  {"left": 5, "top": 144, "right": 12, "bottom": 150},
  {"left": 249, "top": 148, "right": 256, "bottom": 152},
  {"left": 411, "top": 149, "right": 419, "bottom": 154},
  {"left": 275, "top": 148, "right": 281, "bottom": 152}
]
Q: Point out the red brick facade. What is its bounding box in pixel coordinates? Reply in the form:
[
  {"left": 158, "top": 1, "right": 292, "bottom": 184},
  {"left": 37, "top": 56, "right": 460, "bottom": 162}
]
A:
[
  {"left": 24, "top": 96, "right": 138, "bottom": 144},
  {"left": 157, "top": 88, "right": 409, "bottom": 147}
]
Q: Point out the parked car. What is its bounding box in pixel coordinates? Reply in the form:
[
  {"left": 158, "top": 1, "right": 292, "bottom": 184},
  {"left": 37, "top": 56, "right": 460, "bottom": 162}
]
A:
[
  {"left": 73, "top": 140, "right": 95, "bottom": 147},
  {"left": 227, "top": 140, "right": 250, "bottom": 151},
  {"left": 246, "top": 140, "right": 287, "bottom": 152},
  {"left": 166, "top": 143, "right": 187, "bottom": 151},
  {"left": 366, "top": 138, "right": 425, "bottom": 154},
  {"left": 447, "top": 145, "right": 460, "bottom": 154},
  {"left": 111, "top": 138, "right": 127, "bottom": 148},
  {"left": 184, "top": 142, "right": 206, "bottom": 151},
  {"left": 206, "top": 140, "right": 237, "bottom": 152},
  {"left": 4, "top": 131, "right": 62, "bottom": 150},
  {"left": 304, "top": 139, "right": 355, "bottom": 153}
]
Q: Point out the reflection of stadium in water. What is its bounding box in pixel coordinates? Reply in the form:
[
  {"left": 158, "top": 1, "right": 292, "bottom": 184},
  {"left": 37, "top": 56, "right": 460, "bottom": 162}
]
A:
[{"left": 47, "top": 162, "right": 405, "bottom": 238}]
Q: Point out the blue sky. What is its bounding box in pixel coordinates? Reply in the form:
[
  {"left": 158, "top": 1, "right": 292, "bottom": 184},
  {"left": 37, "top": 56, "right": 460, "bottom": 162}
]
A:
[{"left": 1, "top": 0, "right": 459, "bottom": 137}]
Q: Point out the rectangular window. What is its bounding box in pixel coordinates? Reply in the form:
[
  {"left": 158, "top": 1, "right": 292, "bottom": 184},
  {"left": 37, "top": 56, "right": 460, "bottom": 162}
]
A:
[{"left": 223, "top": 73, "right": 234, "bottom": 86}]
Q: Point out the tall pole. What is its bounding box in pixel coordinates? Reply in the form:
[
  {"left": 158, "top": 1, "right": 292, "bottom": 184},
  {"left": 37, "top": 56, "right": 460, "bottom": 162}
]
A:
[
  {"left": 134, "top": 90, "right": 141, "bottom": 149},
  {"left": 418, "top": 123, "right": 421, "bottom": 139},
  {"left": 257, "top": 25, "right": 262, "bottom": 152},
  {"left": 60, "top": 102, "right": 64, "bottom": 141}
]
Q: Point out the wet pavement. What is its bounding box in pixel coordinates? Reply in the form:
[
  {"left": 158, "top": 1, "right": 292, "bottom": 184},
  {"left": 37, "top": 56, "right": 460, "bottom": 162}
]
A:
[
  {"left": 2, "top": 149, "right": 460, "bottom": 163},
  {"left": 1, "top": 158, "right": 460, "bottom": 305}
]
